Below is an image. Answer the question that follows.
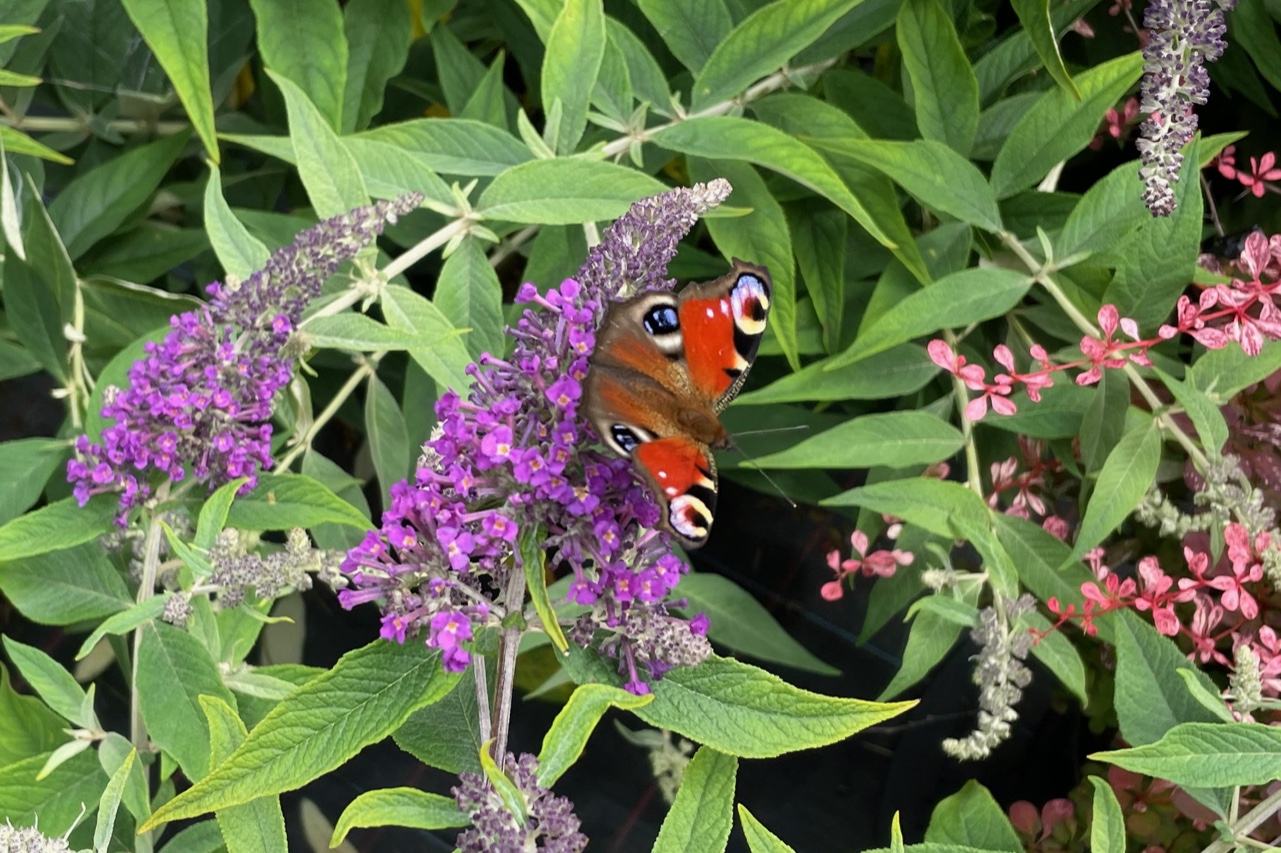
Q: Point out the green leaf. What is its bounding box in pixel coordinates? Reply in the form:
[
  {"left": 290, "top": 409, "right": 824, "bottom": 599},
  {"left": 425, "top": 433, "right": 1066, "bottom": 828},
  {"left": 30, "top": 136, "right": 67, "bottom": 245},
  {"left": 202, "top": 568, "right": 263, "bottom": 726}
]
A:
[
  {"left": 269, "top": 70, "right": 368, "bottom": 218},
  {"left": 1232, "top": 0, "right": 1281, "bottom": 92},
  {"left": 994, "top": 513, "right": 1106, "bottom": 635},
  {"left": 358, "top": 118, "right": 533, "bottom": 176},
  {"left": 651, "top": 117, "right": 902, "bottom": 261},
  {"left": 1073, "top": 419, "right": 1161, "bottom": 557},
  {"left": 98, "top": 733, "right": 149, "bottom": 827},
  {"left": 202, "top": 696, "right": 287, "bottom": 853},
  {"left": 537, "top": 684, "right": 654, "bottom": 787},
  {"left": 380, "top": 284, "right": 474, "bottom": 393},
  {"left": 689, "top": 157, "right": 797, "bottom": 369},
  {"left": 791, "top": 205, "right": 847, "bottom": 353},
  {"left": 120, "top": 0, "right": 218, "bottom": 162},
  {"left": 1154, "top": 367, "right": 1229, "bottom": 456},
  {"left": 196, "top": 478, "right": 248, "bottom": 552},
  {"left": 75, "top": 597, "right": 169, "bottom": 660},
  {"left": 877, "top": 609, "right": 965, "bottom": 700},
  {"left": 1088, "top": 776, "right": 1126, "bottom": 853},
  {"left": 142, "top": 641, "right": 459, "bottom": 830},
  {"left": 973, "top": 0, "right": 1103, "bottom": 103},
  {"left": 827, "top": 268, "right": 1031, "bottom": 369},
  {"left": 332, "top": 788, "right": 467, "bottom": 846},
  {"left": 0, "top": 665, "right": 66, "bottom": 766},
  {"left": 542, "top": 0, "right": 605, "bottom": 153},
  {"left": 224, "top": 472, "right": 371, "bottom": 531},
  {"left": 249, "top": 0, "right": 347, "bottom": 129},
  {"left": 1112, "top": 611, "right": 1224, "bottom": 747},
  {"left": 520, "top": 525, "right": 569, "bottom": 655},
  {"left": 1092, "top": 722, "right": 1281, "bottom": 788},
  {"left": 393, "top": 666, "right": 485, "bottom": 774},
  {"left": 607, "top": 18, "right": 672, "bottom": 114},
  {"left": 3, "top": 637, "right": 90, "bottom": 726},
  {"left": 0, "top": 438, "right": 64, "bottom": 526},
  {"left": 1080, "top": 371, "right": 1128, "bottom": 474},
  {"left": 1056, "top": 162, "right": 1149, "bottom": 260},
  {"left": 897, "top": 0, "right": 979, "bottom": 154},
  {"left": 478, "top": 159, "right": 666, "bottom": 224},
  {"left": 1104, "top": 141, "right": 1202, "bottom": 329},
  {"left": 907, "top": 595, "right": 979, "bottom": 627},
  {"left": 2, "top": 253, "right": 66, "bottom": 382},
  {"left": 1190, "top": 339, "right": 1281, "bottom": 400},
  {"left": 674, "top": 573, "right": 838, "bottom": 675},
  {"left": 137, "top": 620, "right": 237, "bottom": 780},
  {"left": 1023, "top": 611, "right": 1088, "bottom": 706},
  {"left": 204, "top": 166, "right": 270, "bottom": 280},
  {"left": 824, "top": 478, "right": 994, "bottom": 546},
  {"left": 0, "top": 749, "right": 107, "bottom": 837},
  {"left": 565, "top": 651, "right": 913, "bottom": 758},
  {"left": 303, "top": 314, "right": 424, "bottom": 351},
  {"left": 653, "top": 746, "right": 736, "bottom": 853},
  {"left": 341, "top": 0, "right": 411, "bottom": 133},
  {"left": 750, "top": 412, "right": 963, "bottom": 469},
  {"left": 691, "top": 0, "right": 862, "bottom": 110},
  {"left": 434, "top": 236, "right": 505, "bottom": 360},
  {"left": 811, "top": 138, "right": 1002, "bottom": 233},
  {"left": 93, "top": 748, "right": 135, "bottom": 853},
  {"left": 738, "top": 344, "right": 937, "bottom": 405},
  {"left": 48, "top": 131, "right": 189, "bottom": 260},
  {"left": 365, "top": 373, "right": 410, "bottom": 501},
  {"left": 0, "top": 496, "right": 115, "bottom": 562},
  {"left": 738, "top": 805, "right": 796, "bottom": 853},
  {"left": 924, "top": 780, "right": 1021, "bottom": 852},
  {"left": 1010, "top": 0, "right": 1079, "bottom": 100},
  {"left": 991, "top": 53, "right": 1145, "bottom": 198},
  {"left": 637, "top": 0, "right": 731, "bottom": 72},
  {"left": 155, "top": 821, "right": 225, "bottom": 853},
  {"left": 344, "top": 137, "right": 453, "bottom": 206},
  {"left": 22, "top": 161, "right": 77, "bottom": 331}
]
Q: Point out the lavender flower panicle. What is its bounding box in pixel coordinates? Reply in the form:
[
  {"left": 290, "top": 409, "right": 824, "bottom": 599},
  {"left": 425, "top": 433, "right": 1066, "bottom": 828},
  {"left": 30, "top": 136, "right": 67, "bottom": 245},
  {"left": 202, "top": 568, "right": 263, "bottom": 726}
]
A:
[
  {"left": 338, "top": 181, "right": 731, "bottom": 691},
  {"left": 67, "top": 196, "right": 422, "bottom": 518},
  {"left": 453, "top": 753, "right": 587, "bottom": 853},
  {"left": 1136, "top": 0, "right": 1235, "bottom": 216}
]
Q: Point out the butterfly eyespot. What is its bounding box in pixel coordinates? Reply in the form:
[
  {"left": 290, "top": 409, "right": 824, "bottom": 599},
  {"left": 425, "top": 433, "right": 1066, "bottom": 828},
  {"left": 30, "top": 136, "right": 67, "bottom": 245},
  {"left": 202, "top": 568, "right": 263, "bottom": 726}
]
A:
[
  {"left": 642, "top": 305, "right": 680, "bottom": 336},
  {"left": 611, "top": 424, "right": 643, "bottom": 453}
]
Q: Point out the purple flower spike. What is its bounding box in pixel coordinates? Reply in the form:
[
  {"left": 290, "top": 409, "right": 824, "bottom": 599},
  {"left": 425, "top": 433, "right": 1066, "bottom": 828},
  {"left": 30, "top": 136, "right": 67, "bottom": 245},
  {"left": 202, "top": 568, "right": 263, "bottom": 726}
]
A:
[
  {"left": 1137, "top": 0, "right": 1235, "bottom": 215},
  {"left": 69, "top": 195, "right": 423, "bottom": 517},
  {"left": 338, "top": 182, "right": 731, "bottom": 691},
  {"left": 453, "top": 752, "right": 588, "bottom": 853}
]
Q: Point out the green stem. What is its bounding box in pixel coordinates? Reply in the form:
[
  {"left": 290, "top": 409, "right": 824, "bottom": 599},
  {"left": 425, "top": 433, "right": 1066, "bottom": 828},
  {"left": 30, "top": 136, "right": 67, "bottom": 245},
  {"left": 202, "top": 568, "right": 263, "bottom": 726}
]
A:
[
  {"left": 130, "top": 480, "right": 171, "bottom": 750},
  {"left": 275, "top": 359, "right": 377, "bottom": 471}
]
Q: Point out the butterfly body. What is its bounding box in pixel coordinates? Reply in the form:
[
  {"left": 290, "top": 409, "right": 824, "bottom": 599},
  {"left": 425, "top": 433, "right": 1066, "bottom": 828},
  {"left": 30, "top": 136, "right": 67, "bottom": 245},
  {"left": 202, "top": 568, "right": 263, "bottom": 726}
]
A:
[{"left": 583, "top": 259, "right": 772, "bottom": 548}]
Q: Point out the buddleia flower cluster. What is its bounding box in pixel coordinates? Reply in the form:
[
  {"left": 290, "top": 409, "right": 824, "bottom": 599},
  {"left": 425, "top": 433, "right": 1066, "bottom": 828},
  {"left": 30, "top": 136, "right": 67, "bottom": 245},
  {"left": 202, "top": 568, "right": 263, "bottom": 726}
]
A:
[
  {"left": 452, "top": 753, "right": 586, "bottom": 853},
  {"left": 68, "top": 196, "right": 422, "bottom": 518},
  {"left": 1136, "top": 0, "right": 1235, "bottom": 215},
  {"left": 339, "top": 182, "right": 731, "bottom": 691}
]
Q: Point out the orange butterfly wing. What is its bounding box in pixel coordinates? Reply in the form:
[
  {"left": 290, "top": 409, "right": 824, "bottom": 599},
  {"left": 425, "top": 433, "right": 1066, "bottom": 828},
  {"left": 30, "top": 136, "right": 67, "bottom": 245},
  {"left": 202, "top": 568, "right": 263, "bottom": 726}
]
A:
[{"left": 583, "top": 260, "right": 772, "bottom": 548}]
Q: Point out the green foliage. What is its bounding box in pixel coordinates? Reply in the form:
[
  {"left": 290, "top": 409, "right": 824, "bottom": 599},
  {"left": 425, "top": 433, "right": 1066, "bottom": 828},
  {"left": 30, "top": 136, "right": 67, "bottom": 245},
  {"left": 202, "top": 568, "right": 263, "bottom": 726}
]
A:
[{"left": 0, "top": 0, "right": 1278, "bottom": 849}]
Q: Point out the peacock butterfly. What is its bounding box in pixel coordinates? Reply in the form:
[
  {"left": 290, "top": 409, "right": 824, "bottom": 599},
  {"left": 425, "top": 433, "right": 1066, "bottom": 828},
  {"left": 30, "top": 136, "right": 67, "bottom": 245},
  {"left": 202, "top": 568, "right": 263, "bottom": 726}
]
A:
[{"left": 583, "top": 259, "right": 772, "bottom": 548}]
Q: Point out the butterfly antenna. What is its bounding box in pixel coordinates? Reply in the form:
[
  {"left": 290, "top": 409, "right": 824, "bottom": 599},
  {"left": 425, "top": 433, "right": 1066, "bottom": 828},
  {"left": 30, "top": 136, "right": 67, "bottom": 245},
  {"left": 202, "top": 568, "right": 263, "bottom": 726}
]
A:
[
  {"left": 727, "top": 439, "right": 798, "bottom": 509},
  {"left": 730, "top": 424, "right": 810, "bottom": 439}
]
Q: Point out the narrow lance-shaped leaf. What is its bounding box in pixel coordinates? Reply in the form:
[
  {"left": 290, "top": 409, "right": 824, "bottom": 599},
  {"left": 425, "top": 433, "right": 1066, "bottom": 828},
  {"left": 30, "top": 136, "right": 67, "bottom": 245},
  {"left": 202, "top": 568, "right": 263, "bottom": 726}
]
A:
[{"left": 120, "top": 0, "right": 219, "bottom": 161}]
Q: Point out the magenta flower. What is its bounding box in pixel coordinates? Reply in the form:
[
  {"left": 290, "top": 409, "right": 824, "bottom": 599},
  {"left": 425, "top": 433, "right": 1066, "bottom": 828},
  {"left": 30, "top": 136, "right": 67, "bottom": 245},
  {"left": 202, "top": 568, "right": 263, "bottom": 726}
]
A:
[
  {"left": 340, "top": 182, "right": 733, "bottom": 690},
  {"left": 1237, "top": 151, "right": 1281, "bottom": 198},
  {"left": 67, "top": 197, "right": 422, "bottom": 518}
]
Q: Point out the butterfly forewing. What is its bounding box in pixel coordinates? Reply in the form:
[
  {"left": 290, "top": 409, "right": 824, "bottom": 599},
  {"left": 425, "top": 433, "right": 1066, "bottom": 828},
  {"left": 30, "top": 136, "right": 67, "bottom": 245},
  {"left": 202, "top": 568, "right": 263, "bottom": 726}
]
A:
[{"left": 582, "top": 260, "right": 772, "bottom": 548}]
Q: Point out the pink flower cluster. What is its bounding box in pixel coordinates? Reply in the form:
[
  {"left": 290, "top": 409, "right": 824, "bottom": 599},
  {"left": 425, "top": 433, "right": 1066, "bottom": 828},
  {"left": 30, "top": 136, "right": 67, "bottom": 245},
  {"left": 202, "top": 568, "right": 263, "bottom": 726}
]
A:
[
  {"left": 931, "top": 230, "right": 1281, "bottom": 421},
  {"left": 1044, "top": 523, "right": 1281, "bottom": 693},
  {"left": 1213, "top": 146, "right": 1281, "bottom": 198},
  {"left": 821, "top": 530, "right": 914, "bottom": 601}
]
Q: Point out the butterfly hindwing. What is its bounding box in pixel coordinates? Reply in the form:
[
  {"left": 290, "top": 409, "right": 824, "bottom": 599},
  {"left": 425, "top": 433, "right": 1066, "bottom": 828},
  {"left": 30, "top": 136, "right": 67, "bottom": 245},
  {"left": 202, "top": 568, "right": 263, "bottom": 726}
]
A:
[
  {"left": 583, "top": 260, "right": 772, "bottom": 548},
  {"left": 634, "top": 436, "right": 717, "bottom": 547}
]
